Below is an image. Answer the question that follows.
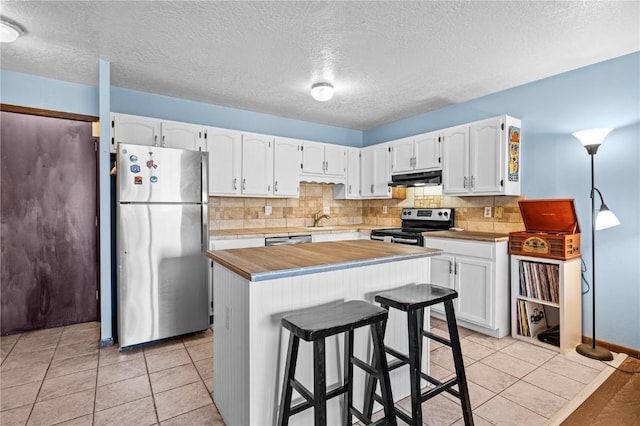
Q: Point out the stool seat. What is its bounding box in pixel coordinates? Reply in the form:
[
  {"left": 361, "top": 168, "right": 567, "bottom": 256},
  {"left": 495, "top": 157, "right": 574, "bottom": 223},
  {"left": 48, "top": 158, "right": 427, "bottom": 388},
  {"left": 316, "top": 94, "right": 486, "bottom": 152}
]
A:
[
  {"left": 282, "top": 300, "right": 388, "bottom": 341},
  {"left": 374, "top": 284, "right": 458, "bottom": 312}
]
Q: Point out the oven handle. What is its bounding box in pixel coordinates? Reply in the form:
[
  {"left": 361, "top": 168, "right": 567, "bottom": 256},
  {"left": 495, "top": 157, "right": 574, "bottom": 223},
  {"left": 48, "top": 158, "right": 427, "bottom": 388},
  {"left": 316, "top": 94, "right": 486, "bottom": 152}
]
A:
[
  {"left": 390, "top": 236, "right": 420, "bottom": 245},
  {"left": 371, "top": 235, "right": 393, "bottom": 243}
]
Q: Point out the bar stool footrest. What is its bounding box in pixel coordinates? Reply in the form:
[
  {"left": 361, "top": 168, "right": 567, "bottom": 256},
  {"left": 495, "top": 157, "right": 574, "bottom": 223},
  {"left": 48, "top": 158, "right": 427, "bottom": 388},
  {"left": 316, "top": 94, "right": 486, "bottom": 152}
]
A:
[{"left": 422, "top": 329, "right": 452, "bottom": 347}]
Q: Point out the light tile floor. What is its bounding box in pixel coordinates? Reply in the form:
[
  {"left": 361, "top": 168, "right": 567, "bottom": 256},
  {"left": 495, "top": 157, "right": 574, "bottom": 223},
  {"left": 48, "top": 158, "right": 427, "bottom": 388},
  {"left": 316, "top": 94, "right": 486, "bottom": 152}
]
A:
[{"left": 0, "top": 318, "right": 614, "bottom": 425}]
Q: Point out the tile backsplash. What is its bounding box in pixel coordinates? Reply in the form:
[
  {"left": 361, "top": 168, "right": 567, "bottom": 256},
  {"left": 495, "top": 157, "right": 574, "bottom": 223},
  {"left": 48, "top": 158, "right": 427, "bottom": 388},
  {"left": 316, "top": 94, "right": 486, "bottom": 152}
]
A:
[{"left": 209, "top": 183, "right": 525, "bottom": 233}]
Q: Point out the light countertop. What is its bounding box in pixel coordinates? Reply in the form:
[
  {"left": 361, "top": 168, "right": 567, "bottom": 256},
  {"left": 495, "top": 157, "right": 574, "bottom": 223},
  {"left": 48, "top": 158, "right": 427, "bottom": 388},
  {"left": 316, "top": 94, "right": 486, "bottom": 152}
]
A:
[
  {"left": 423, "top": 230, "right": 509, "bottom": 242},
  {"left": 207, "top": 239, "right": 441, "bottom": 281}
]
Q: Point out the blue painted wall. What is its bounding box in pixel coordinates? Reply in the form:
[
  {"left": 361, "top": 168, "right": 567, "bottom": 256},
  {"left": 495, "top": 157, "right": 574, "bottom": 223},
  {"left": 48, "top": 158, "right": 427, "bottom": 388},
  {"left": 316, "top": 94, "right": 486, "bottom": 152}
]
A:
[
  {"left": 365, "top": 52, "right": 640, "bottom": 350},
  {"left": 2, "top": 52, "right": 638, "bottom": 350}
]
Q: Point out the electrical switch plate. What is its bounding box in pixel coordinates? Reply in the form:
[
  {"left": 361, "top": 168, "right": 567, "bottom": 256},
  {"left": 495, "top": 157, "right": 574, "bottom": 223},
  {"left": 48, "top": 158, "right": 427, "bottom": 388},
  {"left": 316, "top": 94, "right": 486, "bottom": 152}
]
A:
[
  {"left": 264, "top": 205, "right": 272, "bottom": 215},
  {"left": 484, "top": 207, "right": 492, "bottom": 218},
  {"left": 494, "top": 206, "right": 504, "bottom": 219},
  {"left": 383, "top": 206, "right": 388, "bottom": 214},
  {"left": 323, "top": 206, "right": 330, "bottom": 215}
]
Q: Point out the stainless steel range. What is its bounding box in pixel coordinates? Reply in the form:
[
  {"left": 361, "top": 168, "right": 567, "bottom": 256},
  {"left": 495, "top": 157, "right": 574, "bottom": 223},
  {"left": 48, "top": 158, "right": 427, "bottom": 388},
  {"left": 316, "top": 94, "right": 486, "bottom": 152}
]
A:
[{"left": 370, "top": 208, "right": 455, "bottom": 246}]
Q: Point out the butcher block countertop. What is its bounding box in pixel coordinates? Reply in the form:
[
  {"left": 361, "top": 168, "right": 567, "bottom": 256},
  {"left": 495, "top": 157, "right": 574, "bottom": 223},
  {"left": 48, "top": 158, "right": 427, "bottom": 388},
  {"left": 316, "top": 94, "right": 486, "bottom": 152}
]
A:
[
  {"left": 423, "top": 230, "right": 509, "bottom": 242},
  {"left": 207, "top": 239, "right": 441, "bottom": 281},
  {"left": 210, "top": 224, "right": 381, "bottom": 239}
]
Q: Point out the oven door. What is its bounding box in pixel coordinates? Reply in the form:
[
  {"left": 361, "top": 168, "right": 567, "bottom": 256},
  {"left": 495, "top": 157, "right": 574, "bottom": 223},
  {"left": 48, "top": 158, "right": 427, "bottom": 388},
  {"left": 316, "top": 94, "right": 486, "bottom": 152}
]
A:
[{"left": 370, "top": 232, "right": 422, "bottom": 246}]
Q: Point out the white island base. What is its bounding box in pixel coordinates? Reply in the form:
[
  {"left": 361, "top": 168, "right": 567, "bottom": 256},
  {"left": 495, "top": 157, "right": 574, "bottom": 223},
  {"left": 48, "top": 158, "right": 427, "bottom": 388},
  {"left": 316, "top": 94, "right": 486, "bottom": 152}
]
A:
[{"left": 213, "top": 254, "right": 433, "bottom": 425}]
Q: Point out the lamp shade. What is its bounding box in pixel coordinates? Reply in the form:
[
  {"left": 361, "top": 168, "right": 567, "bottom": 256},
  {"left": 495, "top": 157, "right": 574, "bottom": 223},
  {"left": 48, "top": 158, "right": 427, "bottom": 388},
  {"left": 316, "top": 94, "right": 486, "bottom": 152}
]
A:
[
  {"left": 572, "top": 128, "right": 613, "bottom": 148},
  {"left": 595, "top": 206, "right": 620, "bottom": 230},
  {"left": 310, "top": 82, "right": 334, "bottom": 102}
]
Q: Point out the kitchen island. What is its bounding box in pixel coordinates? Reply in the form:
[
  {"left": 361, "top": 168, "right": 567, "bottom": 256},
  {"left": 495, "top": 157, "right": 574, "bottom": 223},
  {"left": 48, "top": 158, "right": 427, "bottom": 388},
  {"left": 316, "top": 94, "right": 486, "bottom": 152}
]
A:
[{"left": 208, "top": 240, "right": 441, "bottom": 425}]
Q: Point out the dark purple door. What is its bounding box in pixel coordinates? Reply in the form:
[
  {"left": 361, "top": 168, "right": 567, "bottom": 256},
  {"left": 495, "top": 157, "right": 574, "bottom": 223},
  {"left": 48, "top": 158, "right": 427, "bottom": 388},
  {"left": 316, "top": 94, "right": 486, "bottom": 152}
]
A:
[{"left": 1, "top": 111, "right": 98, "bottom": 334}]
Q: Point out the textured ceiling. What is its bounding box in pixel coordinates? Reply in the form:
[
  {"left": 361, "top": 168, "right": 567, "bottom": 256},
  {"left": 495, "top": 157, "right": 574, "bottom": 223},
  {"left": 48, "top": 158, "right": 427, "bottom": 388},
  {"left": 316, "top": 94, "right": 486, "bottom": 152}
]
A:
[{"left": 1, "top": 1, "right": 638, "bottom": 130}]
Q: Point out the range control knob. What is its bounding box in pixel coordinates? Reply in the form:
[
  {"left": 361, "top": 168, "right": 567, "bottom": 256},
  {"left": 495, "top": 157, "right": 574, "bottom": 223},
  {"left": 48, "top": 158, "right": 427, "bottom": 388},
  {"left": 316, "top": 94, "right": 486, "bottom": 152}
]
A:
[
  {"left": 438, "top": 211, "right": 443, "bottom": 216},
  {"left": 443, "top": 211, "right": 449, "bottom": 216}
]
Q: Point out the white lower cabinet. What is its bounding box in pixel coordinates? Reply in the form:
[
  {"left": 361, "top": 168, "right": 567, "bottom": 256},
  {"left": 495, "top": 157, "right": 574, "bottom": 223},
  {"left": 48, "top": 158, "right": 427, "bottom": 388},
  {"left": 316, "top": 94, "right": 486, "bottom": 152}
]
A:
[
  {"left": 208, "top": 237, "right": 266, "bottom": 321},
  {"left": 424, "top": 237, "right": 510, "bottom": 338}
]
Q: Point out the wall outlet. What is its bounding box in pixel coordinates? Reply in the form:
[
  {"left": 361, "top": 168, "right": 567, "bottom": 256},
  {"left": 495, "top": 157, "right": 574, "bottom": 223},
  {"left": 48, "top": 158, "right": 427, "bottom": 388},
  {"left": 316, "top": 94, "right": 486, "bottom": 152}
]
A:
[
  {"left": 484, "top": 207, "right": 492, "bottom": 218},
  {"left": 323, "top": 206, "right": 330, "bottom": 215},
  {"left": 494, "top": 206, "right": 504, "bottom": 219},
  {"left": 264, "top": 205, "right": 272, "bottom": 215},
  {"left": 382, "top": 206, "right": 388, "bottom": 214}
]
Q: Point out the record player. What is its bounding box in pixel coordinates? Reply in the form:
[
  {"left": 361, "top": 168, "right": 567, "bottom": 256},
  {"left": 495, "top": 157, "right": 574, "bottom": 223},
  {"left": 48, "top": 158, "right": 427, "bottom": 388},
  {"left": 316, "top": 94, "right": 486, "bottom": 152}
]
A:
[{"left": 509, "top": 199, "right": 581, "bottom": 260}]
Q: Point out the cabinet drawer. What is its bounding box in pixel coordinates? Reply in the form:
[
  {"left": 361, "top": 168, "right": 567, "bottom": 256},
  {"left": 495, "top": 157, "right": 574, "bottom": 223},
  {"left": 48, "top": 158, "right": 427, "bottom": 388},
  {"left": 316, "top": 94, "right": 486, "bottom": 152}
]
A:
[{"left": 423, "top": 238, "right": 495, "bottom": 259}]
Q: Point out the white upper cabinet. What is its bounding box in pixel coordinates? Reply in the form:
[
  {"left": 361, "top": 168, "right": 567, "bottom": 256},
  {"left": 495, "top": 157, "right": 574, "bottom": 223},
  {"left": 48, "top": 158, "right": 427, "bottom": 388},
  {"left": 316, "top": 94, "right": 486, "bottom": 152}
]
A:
[
  {"left": 333, "top": 147, "right": 361, "bottom": 199},
  {"left": 241, "top": 133, "right": 274, "bottom": 197},
  {"left": 111, "top": 113, "right": 205, "bottom": 152},
  {"left": 206, "top": 127, "right": 242, "bottom": 196},
  {"left": 361, "top": 143, "right": 391, "bottom": 198},
  {"left": 442, "top": 124, "right": 470, "bottom": 195},
  {"left": 390, "top": 131, "right": 441, "bottom": 174},
  {"left": 413, "top": 131, "right": 442, "bottom": 171},
  {"left": 273, "top": 137, "right": 302, "bottom": 197},
  {"left": 301, "top": 141, "right": 346, "bottom": 182},
  {"left": 111, "top": 113, "right": 161, "bottom": 152},
  {"left": 442, "top": 115, "right": 521, "bottom": 196},
  {"left": 161, "top": 120, "right": 205, "bottom": 151}
]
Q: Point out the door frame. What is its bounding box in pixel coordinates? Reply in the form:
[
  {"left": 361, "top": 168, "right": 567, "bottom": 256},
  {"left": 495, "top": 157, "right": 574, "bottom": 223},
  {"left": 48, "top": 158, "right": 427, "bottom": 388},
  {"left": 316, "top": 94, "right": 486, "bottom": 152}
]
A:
[{"left": 0, "top": 103, "right": 101, "bottom": 321}]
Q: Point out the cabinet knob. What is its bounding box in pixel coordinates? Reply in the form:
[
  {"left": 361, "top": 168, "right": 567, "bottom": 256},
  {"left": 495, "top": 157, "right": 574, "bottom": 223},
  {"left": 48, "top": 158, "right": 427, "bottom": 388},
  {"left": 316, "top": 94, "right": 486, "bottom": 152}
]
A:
[
  {"left": 242, "top": 178, "right": 246, "bottom": 191},
  {"left": 233, "top": 178, "right": 237, "bottom": 190},
  {"left": 274, "top": 181, "right": 278, "bottom": 192}
]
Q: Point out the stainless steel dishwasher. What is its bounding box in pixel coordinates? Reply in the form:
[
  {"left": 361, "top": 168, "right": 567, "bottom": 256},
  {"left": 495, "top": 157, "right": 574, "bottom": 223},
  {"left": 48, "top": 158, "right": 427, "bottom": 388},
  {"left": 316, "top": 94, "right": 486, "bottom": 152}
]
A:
[{"left": 265, "top": 235, "right": 312, "bottom": 246}]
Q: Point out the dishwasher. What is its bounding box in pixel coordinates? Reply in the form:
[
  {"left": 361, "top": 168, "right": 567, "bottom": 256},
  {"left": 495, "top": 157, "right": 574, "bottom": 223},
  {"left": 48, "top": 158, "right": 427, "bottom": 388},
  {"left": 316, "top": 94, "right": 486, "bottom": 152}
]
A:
[{"left": 265, "top": 235, "right": 312, "bottom": 246}]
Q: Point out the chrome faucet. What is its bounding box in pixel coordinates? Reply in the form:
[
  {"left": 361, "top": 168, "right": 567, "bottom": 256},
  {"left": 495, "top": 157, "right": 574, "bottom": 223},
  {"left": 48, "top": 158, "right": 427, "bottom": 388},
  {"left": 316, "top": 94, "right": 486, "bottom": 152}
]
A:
[{"left": 313, "top": 211, "right": 330, "bottom": 227}]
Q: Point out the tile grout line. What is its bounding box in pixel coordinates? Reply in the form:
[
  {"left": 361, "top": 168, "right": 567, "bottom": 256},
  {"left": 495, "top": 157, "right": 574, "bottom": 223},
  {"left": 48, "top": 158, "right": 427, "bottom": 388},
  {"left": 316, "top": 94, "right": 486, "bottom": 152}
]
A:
[
  {"left": 24, "top": 328, "right": 64, "bottom": 426},
  {"left": 142, "top": 343, "right": 162, "bottom": 426}
]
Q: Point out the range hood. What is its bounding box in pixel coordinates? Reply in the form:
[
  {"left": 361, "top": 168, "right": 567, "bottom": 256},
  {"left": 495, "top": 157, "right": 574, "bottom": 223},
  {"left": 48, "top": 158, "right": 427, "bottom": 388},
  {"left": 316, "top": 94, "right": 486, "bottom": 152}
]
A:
[{"left": 388, "top": 170, "right": 442, "bottom": 187}]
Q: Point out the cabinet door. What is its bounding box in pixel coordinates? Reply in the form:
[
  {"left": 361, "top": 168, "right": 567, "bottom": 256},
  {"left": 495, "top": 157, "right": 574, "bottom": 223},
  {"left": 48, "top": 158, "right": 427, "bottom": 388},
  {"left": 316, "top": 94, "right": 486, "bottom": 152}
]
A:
[
  {"left": 111, "top": 113, "right": 161, "bottom": 152},
  {"left": 324, "top": 144, "right": 346, "bottom": 177},
  {"left": 390, "top": 137, "right": 414, "bottom": 174},
  {"left": 442, "top": 125, "right": 469, "bottom": 195},
  {"left": 413, "top": 131, "right": 441, "bottom": 171},
  {"left": 470, "top": 117, "right": 503, "bottom": 194},
  {"left": 346, "top": 148, "right": 361, "bottom": 198},
  {"left": 362, "top": 144, "right": 391, "bottom": 198},
  {"left": 241, "top": 133, "right": 273, "bottom": 196},
  {"left": 455, "top": 257, "right": 493, "bottom": 327},
  {"left": 161, "top": 121, "right": 204, "bottom": 151},
  {"left": 429, "top": 254, "right": 456, "bottom": 315},
  {"left": 273, "top": 138, "right": 301, "bottom": 197},
  {"left": 207, "top": 127, "right": 241, "bottom": 196},
  {"left": 301, "top": 140, "right": 325, "bottom": 175}
]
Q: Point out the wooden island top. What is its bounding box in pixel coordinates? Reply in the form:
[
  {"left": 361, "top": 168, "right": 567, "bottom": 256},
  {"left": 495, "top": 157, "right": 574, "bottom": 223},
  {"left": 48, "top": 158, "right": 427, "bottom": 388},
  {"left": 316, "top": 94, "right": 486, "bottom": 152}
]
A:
[{"left": 207, "top": 239, "right": 441, "bottom": 281}]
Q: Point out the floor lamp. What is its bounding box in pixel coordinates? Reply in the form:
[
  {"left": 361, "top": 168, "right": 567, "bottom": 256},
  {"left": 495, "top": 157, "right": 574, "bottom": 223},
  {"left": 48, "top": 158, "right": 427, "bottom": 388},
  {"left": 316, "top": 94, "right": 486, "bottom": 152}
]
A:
[{"left": 572, "top": 128, "right": 620, "bottom": 361}]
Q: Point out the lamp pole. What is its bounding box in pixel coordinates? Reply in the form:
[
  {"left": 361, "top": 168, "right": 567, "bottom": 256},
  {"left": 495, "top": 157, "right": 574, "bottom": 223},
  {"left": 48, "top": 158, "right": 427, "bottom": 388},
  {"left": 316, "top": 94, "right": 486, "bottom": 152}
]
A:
[{"left": 575, "top": 144, "right": 614, "bottom": 361}]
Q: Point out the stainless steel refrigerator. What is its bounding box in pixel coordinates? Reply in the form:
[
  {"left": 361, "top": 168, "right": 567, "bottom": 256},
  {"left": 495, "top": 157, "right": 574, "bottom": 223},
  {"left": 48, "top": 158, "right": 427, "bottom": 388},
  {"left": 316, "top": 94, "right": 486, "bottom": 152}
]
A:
[{"left": 117, "top": 143, "right": 209, "bottom": 348}]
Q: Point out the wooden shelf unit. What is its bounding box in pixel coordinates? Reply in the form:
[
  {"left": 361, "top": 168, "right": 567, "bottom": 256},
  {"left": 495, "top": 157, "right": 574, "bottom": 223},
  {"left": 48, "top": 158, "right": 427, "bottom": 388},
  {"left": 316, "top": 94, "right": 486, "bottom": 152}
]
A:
[{"left": 510, "top": 255, "right": 582, "bottom": 353}]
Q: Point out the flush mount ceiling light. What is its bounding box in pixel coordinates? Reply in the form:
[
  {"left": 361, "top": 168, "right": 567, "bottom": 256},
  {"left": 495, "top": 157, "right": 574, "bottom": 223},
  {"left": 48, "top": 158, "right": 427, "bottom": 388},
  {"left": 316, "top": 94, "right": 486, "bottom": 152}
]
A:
[
  {"left": 0, "top": 18, "right": 23, "bottom": 43},
  {"left": 310, "top": 82, "right": 334, "bottom": 102}
]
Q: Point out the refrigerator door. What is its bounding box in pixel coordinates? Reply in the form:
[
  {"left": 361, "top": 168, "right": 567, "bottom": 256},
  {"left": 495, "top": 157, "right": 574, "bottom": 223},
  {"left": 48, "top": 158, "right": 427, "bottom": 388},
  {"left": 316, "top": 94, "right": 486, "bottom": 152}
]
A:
[
  {"left": 117, "top": 143, "right": 207, "bottom": 204},
  {"left": 118, "top": 203, "right": 208, "bottom": 347}
]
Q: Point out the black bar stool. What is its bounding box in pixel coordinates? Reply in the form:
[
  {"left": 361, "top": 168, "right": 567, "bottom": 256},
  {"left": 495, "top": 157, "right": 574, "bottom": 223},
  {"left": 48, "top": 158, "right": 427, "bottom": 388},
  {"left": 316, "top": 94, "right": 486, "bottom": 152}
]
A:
[
  {"left": 364, "top": 284, "right": 473, "bottom": 426},
  {"left": 277, "top": 300, "right": 397, "bottom": 426}
]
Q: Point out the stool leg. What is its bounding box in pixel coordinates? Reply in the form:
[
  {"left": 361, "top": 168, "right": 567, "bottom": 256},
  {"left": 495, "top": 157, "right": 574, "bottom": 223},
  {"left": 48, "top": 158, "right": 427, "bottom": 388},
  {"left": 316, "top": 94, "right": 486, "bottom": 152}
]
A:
[
  {"left": 313, "top": 338, "right": 327, "bottom": 426},
  {"left": 343, "top": 330, "right": 354, "bottom": 425},
  {"left": 371, "top": 319, "right": 397, "bottom": 426},
  {"left": 277, "top": 333, "right": 300, "bottom": 426},
  {"left": 407, "top": 309, "right": 423, "bottom": 426},
  {"left": 444, "top": 300, "right": 474, "bottom": 426},
  {"left": 363, "top": 304, "right": 388, "bottom": 419}
]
